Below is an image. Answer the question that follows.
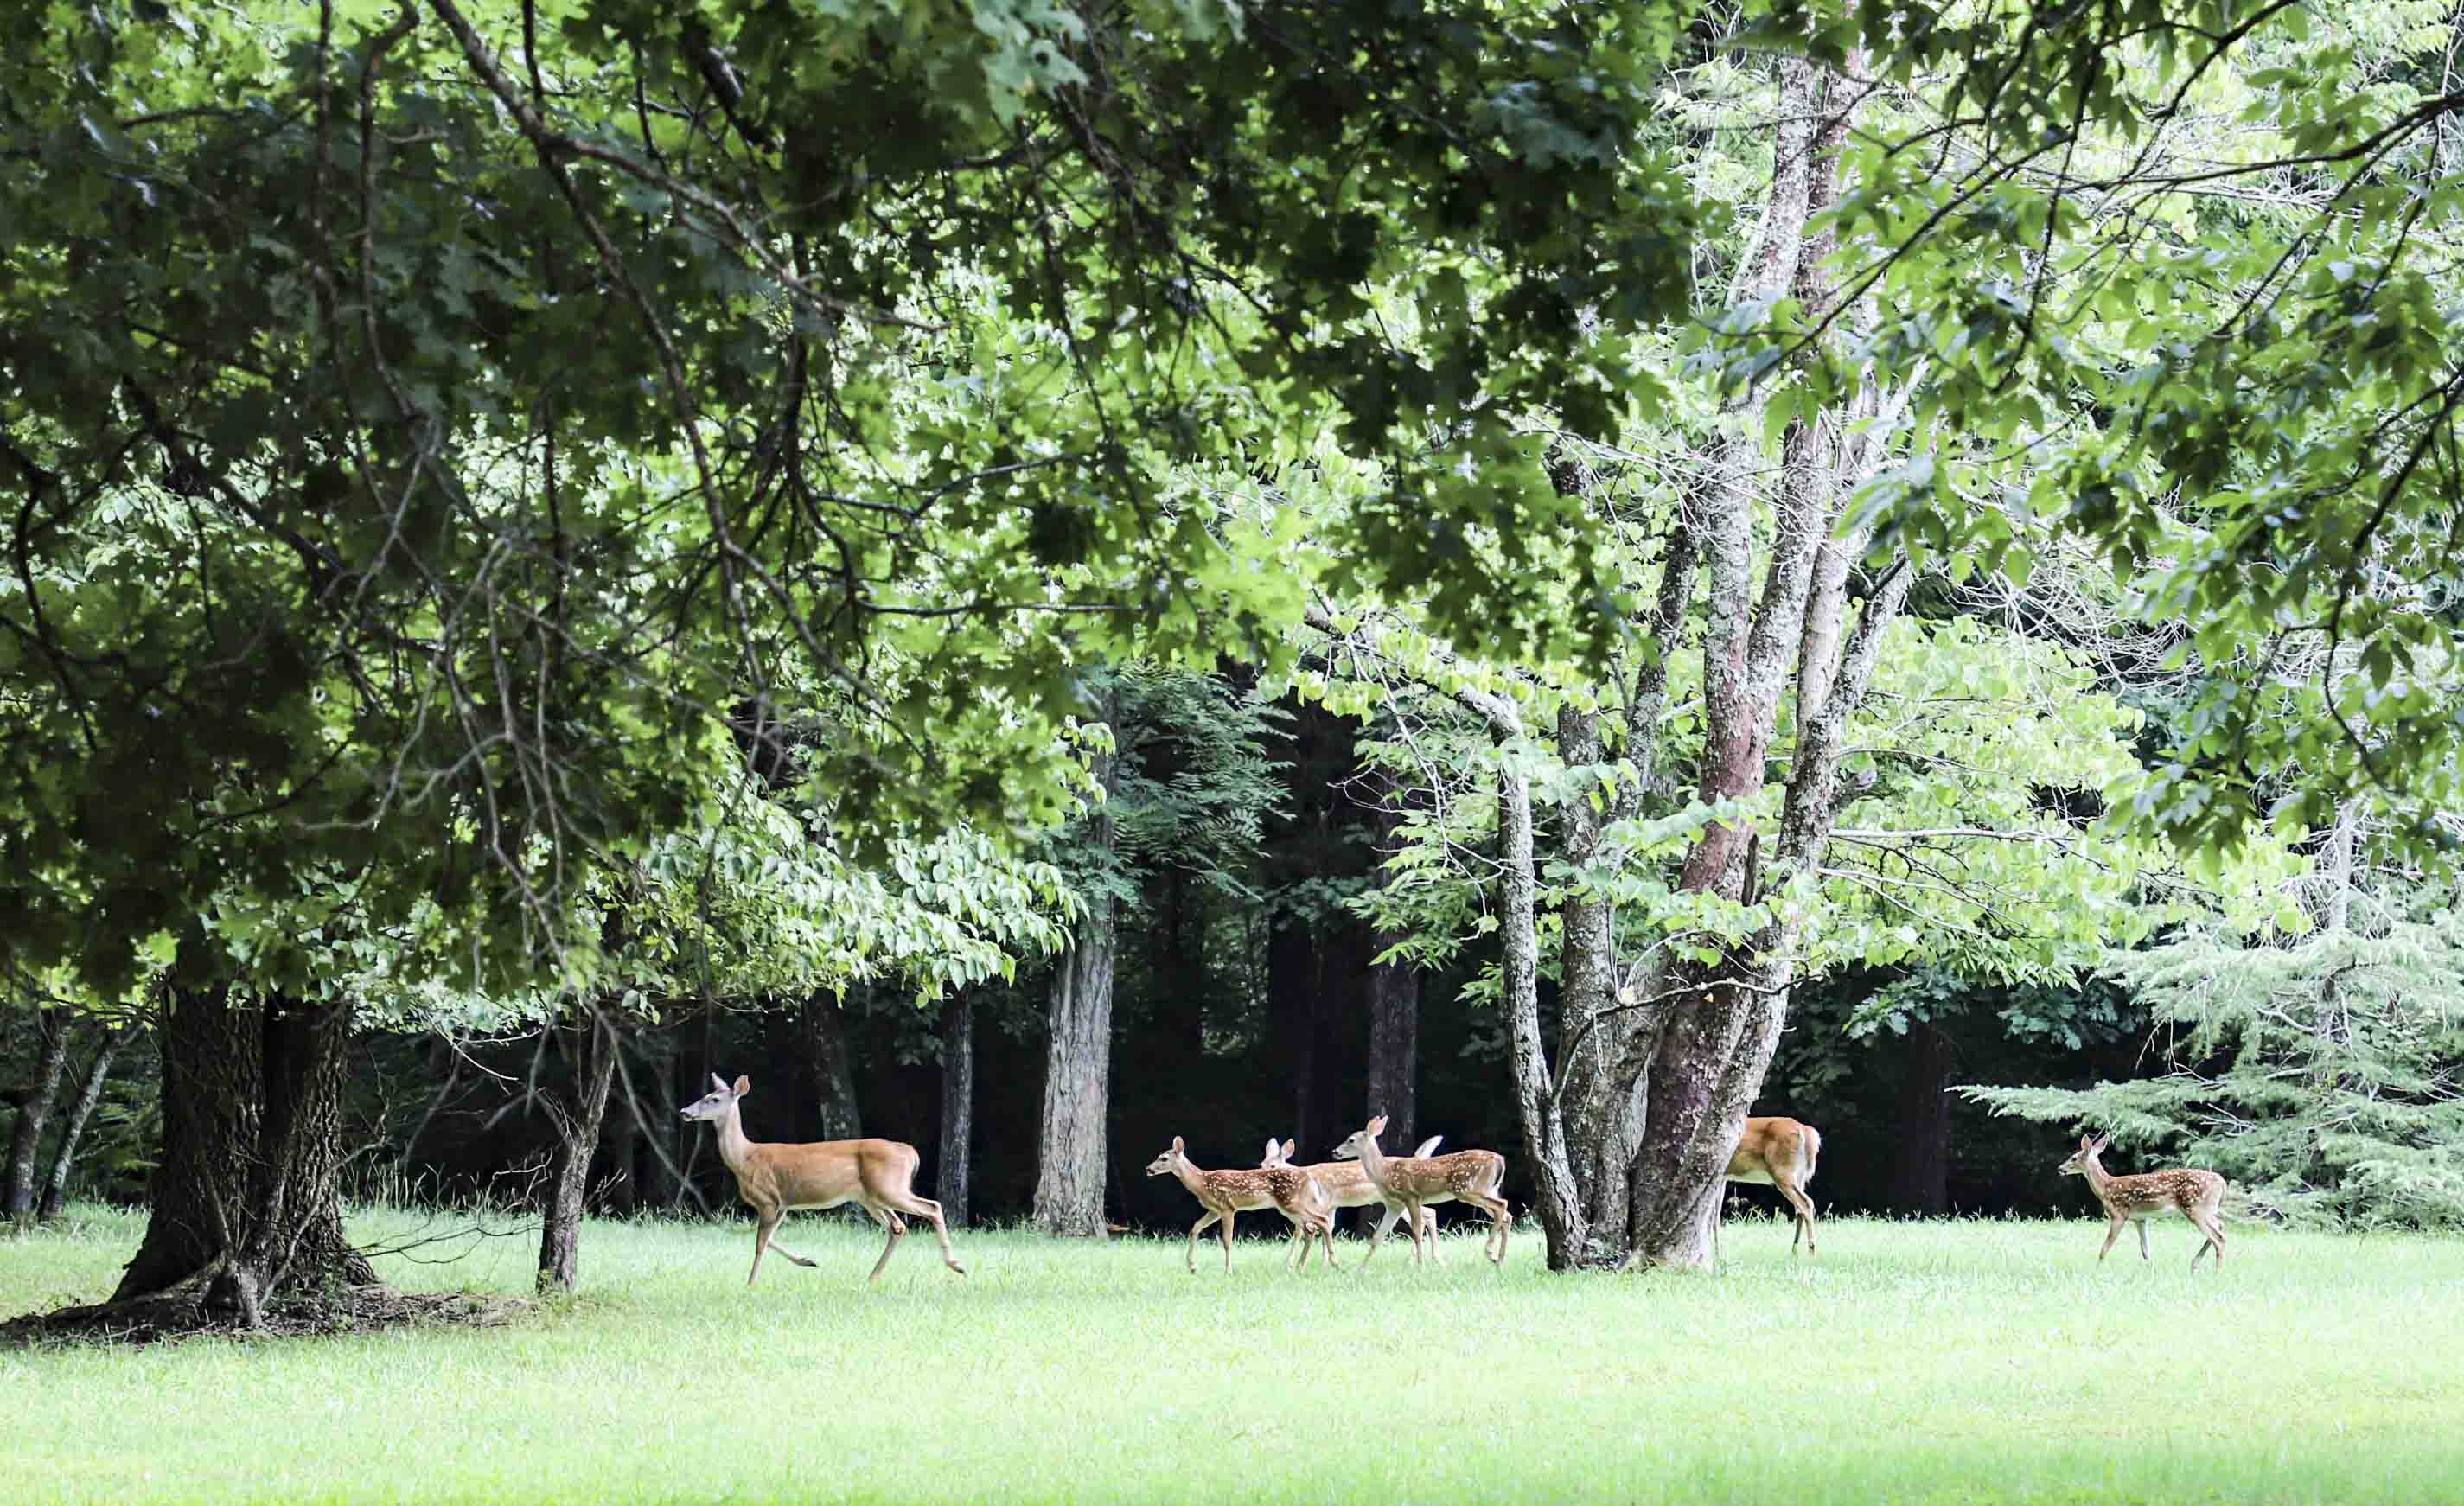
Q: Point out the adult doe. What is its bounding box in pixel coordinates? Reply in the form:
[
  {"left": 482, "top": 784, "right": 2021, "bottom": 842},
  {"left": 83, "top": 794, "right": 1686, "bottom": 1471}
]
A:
[{"left": 680, "top": 1074, "right": 965, "bottom": 1285}]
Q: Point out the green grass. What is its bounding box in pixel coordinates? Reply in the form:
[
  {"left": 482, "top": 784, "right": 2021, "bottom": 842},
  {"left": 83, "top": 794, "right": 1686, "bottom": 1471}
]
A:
[{"left": 5, "top": 1204, "right": 2462, "bottom": 1504}]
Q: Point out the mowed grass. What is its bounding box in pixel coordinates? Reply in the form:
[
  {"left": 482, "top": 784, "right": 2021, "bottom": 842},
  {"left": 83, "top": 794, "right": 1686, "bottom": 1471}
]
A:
[{"left": 5, "top": 1204, "right": 2463, "bottom": 1504}]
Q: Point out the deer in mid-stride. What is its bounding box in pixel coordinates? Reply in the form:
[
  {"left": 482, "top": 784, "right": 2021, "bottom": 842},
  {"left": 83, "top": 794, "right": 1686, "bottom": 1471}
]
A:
[
  {"left": 1261, "top": 1133, "right": 1444, "bottom": 1263},
  {"left": 2059, "top": 1133, "right": 2227, "bottom": 1268},
  {"left": 1330, "top": 1114, "right": 1512, "bottom": 1267},
  {"left": 1146, "top": 1136, "right": 1340, "bottom": 1273},
  {"left": 680, "top": 1074, "right": 966, "bottom": 1286}
]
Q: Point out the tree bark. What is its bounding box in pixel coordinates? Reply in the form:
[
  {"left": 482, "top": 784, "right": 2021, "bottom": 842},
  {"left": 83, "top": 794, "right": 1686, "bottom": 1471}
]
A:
[
  {"left": 537, "top": 1005, "right": 621, "bottom": 1292},
  {"left": 1364, "top": 944, "right": 1418, "bottom": 1158},
  {"left": 114, "top": 986, "right": 375, "bottom": 1325},
  {"left": 1494, "top": 737, "right": 1589, "bottom": 1268},
  {"left": 1032, "top": 894, "right": 1118, "bottom": 1235},
  {"left": 1891, "top": 1018, "right": 1952, "bottom": 1216},
  {"left": 39, "top": 1029, "right": 121, "bottom": 1222},
  {"left": 6, "top": 1006, "right": 70, "bottom": 1226},
  {"left": 937, "top": 992, "right": 974, "bottom": 1229},
  {"left": 804, "top": 991, "right": 862, "bottom": 1142}
]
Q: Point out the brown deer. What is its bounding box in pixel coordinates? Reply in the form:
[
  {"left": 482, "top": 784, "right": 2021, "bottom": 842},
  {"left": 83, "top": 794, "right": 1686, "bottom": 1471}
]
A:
[
  {"left": 1330, "top": 1114, "right": 1511, "bottom": 1267},
  {"left": 1262, "top": 1134, "right": 1443, "bottom": 1263},
  {"left": 679, "top": 1074, "right": 965, "bottom": 1286},
  {"left": 2059, "top": 1133, "right": 2227, "bottom": 1267},
  {"left": 1146, "top": 1136, "right": 1340, "bottom": 1273},
  {"left": 1727, "top": 1116, "right": 1823, "bottom": 1256}
]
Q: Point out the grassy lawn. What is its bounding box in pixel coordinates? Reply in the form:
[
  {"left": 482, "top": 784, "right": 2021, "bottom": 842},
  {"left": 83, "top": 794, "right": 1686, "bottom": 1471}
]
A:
[{"left": 5, "top": 1203, "right": 2461, "bottom": 1503}]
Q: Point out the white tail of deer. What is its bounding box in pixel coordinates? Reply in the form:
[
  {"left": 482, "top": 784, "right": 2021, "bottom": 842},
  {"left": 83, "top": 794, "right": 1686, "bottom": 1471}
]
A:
[
  {"left": 1262, "top": 1133, "right": 1443, "bottom": 1262},
  {"left": 680, "top": 1074, "right": 965, "bottom": 1285},
  {"left": 1330, "top": 1114, "right": 1510, "bottom": 1267},
  {"left": 1145, "top": 1135, "right": 1338, "bottom": 1273},
  {"left": 2059, "top": 1133, "right": 2226, "bottom": 1267},
  {"left": 1727, "top": 1116, "right": 1822, "bottom": 1256}
]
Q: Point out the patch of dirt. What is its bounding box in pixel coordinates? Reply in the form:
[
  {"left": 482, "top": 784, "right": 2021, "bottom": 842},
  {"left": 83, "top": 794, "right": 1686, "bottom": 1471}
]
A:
[{"left": 0, "top": 1284, "right": 535, "bottom": 1350}]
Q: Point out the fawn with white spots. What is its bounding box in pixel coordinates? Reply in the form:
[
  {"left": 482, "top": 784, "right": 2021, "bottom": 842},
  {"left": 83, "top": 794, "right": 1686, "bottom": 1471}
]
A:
[
  {"left": 2059, "top": 1133, "right": 2227, "bottom": 1268},
  {"left": 679, "top": 1074, "right": 965, "bottom": 1286},
  {"left": 1146, "top": 1136, "right": 1340, "bottom": 1273},
  {"left": 1261, "top": 1133, "right": 1444, "bottom": 1262},
  {"left": 1329, "top": 1114, "right": 1511, "bottom": 1267}
]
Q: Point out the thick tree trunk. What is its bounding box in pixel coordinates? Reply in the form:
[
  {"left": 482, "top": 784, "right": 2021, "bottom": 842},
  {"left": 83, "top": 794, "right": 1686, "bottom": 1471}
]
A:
[
  {"left": 1892, "top": 1018, "right": 1952, "bottom": 1216},
  {"left": 1364, "top": 941, "right": 1418, "bottom": 1156},
  {"left": 1361, "top": 772, "right": 1419, "bottom": 1154},
  {"left": 1032, "top": 896, "right": 1118, "bottom": 1235},
  {"left": 938, "top": 992, "right": 974, "bottom": 1229},
  {"left": 1265, "top": 904, "right": 1316, "bottom": 1145},
  {"left": 6, "top": 1006, "right": 70, "bottom": 1226},
  {"left": 39, "top": 1030, "right": 121, "bottom": 1222},
  {"left": 114, "top": 986, "right": 375, "bottom": 1325},
  {"left": 538, "top": 1005, "right": 622, "bottom": 1292},
  {"left": 803, "top": 991, "right": 862, "bottom": 1142}
]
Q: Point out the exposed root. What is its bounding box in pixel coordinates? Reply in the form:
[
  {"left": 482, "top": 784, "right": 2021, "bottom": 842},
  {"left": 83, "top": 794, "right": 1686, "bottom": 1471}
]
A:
[{"left": 1, "top": 1281, "right": 532, "bottom": 1350}]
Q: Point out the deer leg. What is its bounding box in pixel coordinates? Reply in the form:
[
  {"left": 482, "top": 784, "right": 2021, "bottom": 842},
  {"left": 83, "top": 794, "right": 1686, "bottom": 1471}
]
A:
[
  {"left": 2135, "top": 1218, "right": 2150, "bottom": 1260},
  {"left": 1465, "top": 1191, "right": 1510, "bottom": 1267},
  {"left": 1220, "top": 1209, "right": 1236, "bottom": 1273},
  {"left": 862, "top": 1202, "right": 907, "bottom": 1283},
  {"left": 1419, "top": 1205, "right": 1444, "bottom": 1263},
  {"left": 1186, "top": 1211, "right": 1219, "bottom": 1274},
  {"left": 886, "top": 1190, "right": 967, "bottom": 1275},
  {"left": 1780, "top": 1181, "right": 1817, "bottom": 1256},
  {"left": 1316, "top": 1211, "right": 1342, "bottom": 1271},
  {"left": 749, "top": 1210, "right": 781, "bottom": 1286},
  {"left": 1359, "top": 1203, "right": 1401, "bottom": 1267},
  {"left": 763, "top": 1219, "right": 823, "bottom": 1269},
  {"left": 2097, "top": 1213, "right": 2126, "bottom": 1261},
  {"left": 2192, "top": 1212, "right": 2225, "bottom": 1269}
]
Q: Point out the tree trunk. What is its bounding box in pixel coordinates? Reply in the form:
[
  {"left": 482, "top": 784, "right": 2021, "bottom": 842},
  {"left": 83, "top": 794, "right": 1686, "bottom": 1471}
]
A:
[
  {"left": 1265, "top": 904, "right": 1316, "bottom": 1144},
  {"left": 1495, "top": 747, "right": 1589, "bottom": 1269},
  {"left": 1555, "top": 508, "right": 1701, "bottom": 1249},
  {"left": 938, "top": 992, "right": 974, "bottom": 1229},
  {"left": 39, "top": 1029, "right": 122, "bottom": 1222},
  {"left": 538, "top": 1005, "right": 622, "bottom": 1292},
  {"left": 1032, "top": 895, "right": 1118, "bottom": 1235},
  {"left": 1891, "top": 1018, "right": 1952, "bottom": 1216},
  {"left": 804, "top": 990, "right": 863, "bottom": 1142},
  {"left": 6, "top": 1006, "right": 70, "bottom": 1226},
  {"left": 113, "top": 986, "right": 376, "bottom": 1326},
  {"left": 1363, "top": 773, "right": 1420, "bottom": 1156},
  {"left": 1364, "top": 939, "right": 1418, "bottom": 1157}
]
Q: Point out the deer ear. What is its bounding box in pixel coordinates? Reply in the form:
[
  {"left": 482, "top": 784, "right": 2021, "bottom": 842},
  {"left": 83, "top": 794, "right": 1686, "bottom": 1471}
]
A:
[
  {"left": 1281, "top": 1139, "right": 1297, "bottom": 1158},
  {"left": 1368, "top": 1114, "right": 1388, "bottom": 1135},
  {"left": 1171, "top": 1135, "right": 1185, "bottom": 1152},
  {"left": 711, "top": 1073, "right": 730, "bottom": 1094},
  {"left": 733, "top": 1075, "right": 751, "bottom": 1097},
  {"left": 2078, "top": 1133, "right": 2095, "bottom": 1151}
]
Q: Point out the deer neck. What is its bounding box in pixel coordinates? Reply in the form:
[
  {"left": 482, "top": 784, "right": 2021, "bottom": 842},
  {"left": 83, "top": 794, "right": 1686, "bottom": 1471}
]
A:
[
  {"left": 1169, "top": 1155, "right": 1210, "bottom": 1198},
  {"left": 713, "top": 1103, "right": 755, "bottom": 1174},
  {"left": 1357, "top": 1137, "right": 1392, "bottom": 1192},
  {"left": 2080, "top": 1155, "right": 2116, "bottom": 1202}
]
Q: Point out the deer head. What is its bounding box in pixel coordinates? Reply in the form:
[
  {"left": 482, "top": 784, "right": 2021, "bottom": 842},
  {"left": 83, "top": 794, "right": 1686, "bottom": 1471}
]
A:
[
  {"left": 1260, "top": 1137, "right": 1299, "bottom": 1168},
  {"left": 681, "top": 1073, "right": 751, "bottom": 1121},
  {"left": 1330, "top": 1114, "right": 1389, "bottom": 1161},
  {"left": 2058, "top": 1133, "right": 2110, "bottom": 1176},
  {"left": 1144, "top": 1135, "right": 1190, "bottom": 1177}
]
